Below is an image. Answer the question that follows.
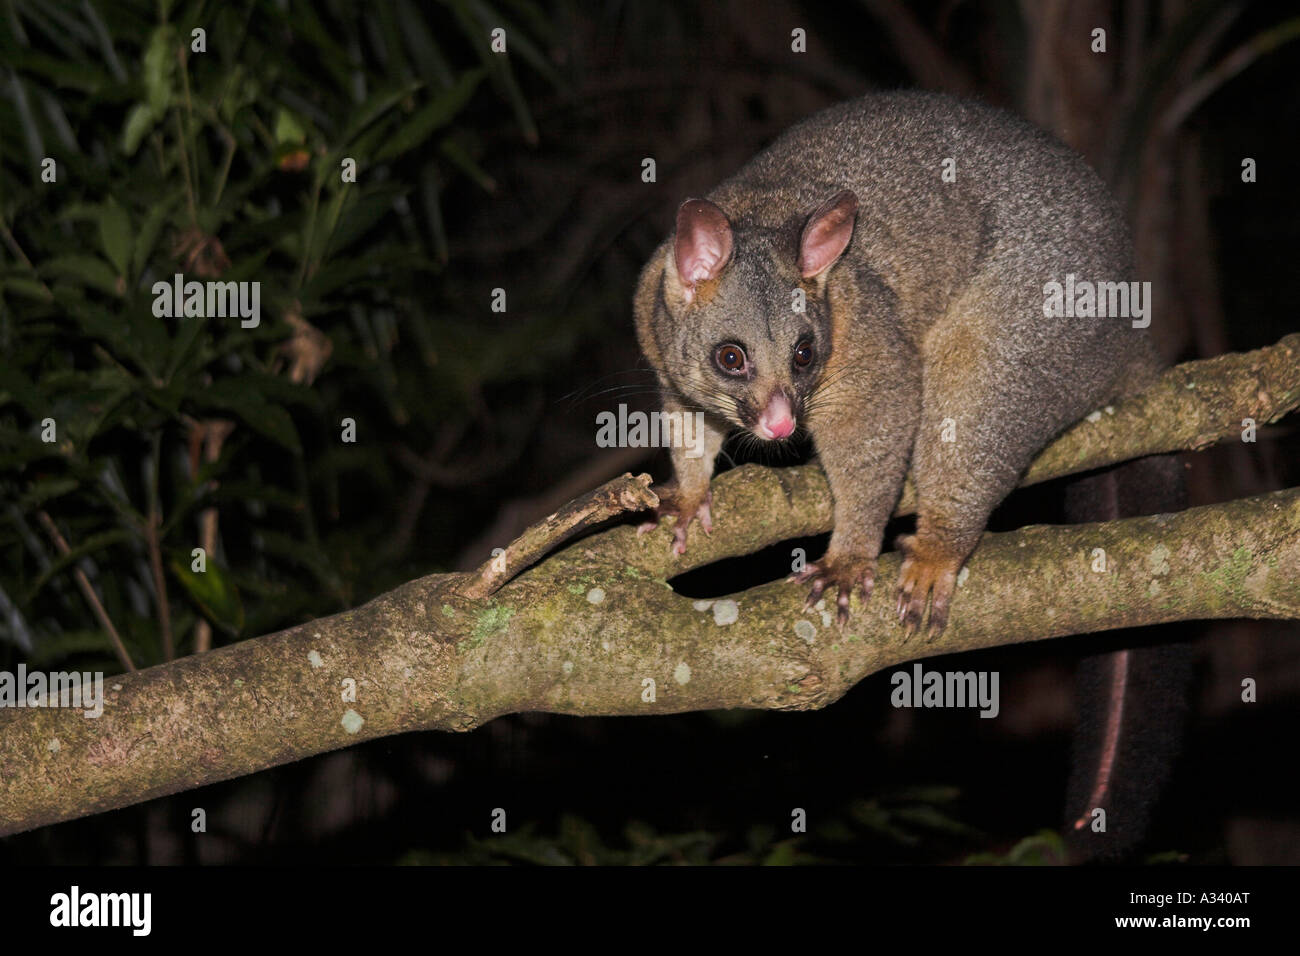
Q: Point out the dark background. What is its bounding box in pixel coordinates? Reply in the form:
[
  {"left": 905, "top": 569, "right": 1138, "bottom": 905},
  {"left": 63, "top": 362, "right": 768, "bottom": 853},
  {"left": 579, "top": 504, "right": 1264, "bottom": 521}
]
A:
[{"left": 1, "top": 0, "right": 1297, "bottom": 864}]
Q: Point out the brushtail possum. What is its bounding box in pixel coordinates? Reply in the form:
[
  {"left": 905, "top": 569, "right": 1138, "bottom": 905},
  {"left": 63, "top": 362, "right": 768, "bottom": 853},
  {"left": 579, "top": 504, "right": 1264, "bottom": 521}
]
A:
[
  {"left": 634, "top": 90, "right": 1166, "bottom": 633},
  {"left": 634, "top": 90, "right": 1188, "bottom": 860}
]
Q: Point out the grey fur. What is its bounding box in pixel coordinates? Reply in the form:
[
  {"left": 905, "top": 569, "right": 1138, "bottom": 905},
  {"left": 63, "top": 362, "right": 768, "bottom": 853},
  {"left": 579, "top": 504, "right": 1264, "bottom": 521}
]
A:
[{"left": 635, "top": 91, "right": 1161, "bottom": 631}]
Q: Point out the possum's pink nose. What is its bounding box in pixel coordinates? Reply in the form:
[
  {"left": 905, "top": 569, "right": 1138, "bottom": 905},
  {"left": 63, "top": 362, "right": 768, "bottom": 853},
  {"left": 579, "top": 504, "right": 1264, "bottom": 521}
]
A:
[{"left": 756, "top": 392, "right": 796, "bottom": 440}]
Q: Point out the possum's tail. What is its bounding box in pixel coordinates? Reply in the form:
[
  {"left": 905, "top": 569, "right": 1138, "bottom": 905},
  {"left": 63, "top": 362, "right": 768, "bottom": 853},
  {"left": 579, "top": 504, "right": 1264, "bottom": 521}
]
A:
[{"left": 1063, "top": 451, "right": 1195, "bottom": 861}]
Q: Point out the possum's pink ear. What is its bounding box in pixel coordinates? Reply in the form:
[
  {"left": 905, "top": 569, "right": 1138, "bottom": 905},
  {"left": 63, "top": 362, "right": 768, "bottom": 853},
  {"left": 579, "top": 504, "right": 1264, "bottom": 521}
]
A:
[
  {"left": 798, "top": 190, "right": 858, "bottom": 278},
  {"left": 674, "top": 198, "right": 733, "bottom": 303}
]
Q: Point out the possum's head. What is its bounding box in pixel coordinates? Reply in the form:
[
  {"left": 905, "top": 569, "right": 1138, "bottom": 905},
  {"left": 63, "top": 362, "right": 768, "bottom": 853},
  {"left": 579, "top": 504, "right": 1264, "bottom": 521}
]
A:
[{"left": 657, "top": 191, "right": 857, "bottom": 441}]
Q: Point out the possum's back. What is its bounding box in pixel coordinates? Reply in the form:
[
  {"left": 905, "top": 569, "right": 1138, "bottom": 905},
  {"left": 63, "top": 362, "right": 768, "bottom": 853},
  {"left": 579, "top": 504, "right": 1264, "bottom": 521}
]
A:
[{"left": 709, "top": 91, "right": 1132, "bottom": 282}]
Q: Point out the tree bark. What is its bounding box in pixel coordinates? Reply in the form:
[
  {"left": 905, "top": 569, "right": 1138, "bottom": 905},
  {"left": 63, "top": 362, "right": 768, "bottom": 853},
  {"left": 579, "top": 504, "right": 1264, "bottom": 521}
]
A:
[{"left": 1, "top": 334, "right": 1297, "bottom": 836}]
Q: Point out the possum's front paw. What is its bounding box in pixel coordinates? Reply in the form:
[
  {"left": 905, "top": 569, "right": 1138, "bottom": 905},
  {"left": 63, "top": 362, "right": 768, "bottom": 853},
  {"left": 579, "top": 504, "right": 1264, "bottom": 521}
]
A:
[
  {"left": 791, "top": 552, "right": 876, "bottom": 625},
  {"left": 896, "top": 533, "right": 964, "bottom": 638},
  {"left": 637, "top": 484, "right": 713, "bottom": 555}
]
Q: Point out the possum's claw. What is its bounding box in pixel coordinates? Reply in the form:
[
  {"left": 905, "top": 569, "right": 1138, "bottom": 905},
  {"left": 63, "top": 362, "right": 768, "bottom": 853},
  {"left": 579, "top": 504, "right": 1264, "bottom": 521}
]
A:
[
  {"left": 791, "top": 553, "right": 876, "bottom": 625},
  {"left": 637, "top": 485, "right": 713, "bottom": 555},
  {"left": 896, "top": 533, "right": 963, "bottom": 639}
]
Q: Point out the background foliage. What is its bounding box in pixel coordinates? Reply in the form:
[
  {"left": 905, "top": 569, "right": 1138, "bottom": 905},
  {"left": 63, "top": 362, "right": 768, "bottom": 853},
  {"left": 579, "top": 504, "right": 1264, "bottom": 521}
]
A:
[{"left": 0, "top": 0, "right": 576, "bottom": 667}]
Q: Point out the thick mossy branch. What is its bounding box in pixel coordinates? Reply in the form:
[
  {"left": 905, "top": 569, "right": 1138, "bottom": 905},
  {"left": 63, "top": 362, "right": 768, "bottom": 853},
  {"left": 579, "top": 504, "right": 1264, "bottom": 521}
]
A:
[{"left": 0, "top": 336, "right": 1297, "bottom": 836}]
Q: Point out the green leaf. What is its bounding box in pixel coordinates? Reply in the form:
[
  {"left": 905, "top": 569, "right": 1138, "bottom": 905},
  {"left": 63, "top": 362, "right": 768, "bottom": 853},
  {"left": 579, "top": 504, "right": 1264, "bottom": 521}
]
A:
[
  {"left": 0, "top": 362, "right": 44, "bottom": 415},
  {"left": 60, "top": 295, "right": 167, "bottom": 377},
  {"left": 374, "top": 68, "right": 485, "bottom": 161},
  {"left": 275, "top": 107, "right": 308, "bottom": 144},
  {"left": 300, "top": 248, "right": 433, "bottom": 302},
  {"left": 54, "top": 203, "right": 106, "bottom": 225},
  {"left": 420, "top": 165, "right": 448, "bottom": 264},
  {"left": 196, "top": 379, "right": 302, "bottom": 454},
  {"left": 162, "top": 308, "right": 209, "bottom": 382},
  {"left": 143, "top": 25, "right": 176, "bottom": 118},
  {"left": 169, "top": 554, "right": 245, "bottom": 636},
  {"left": 25, "top": 630, "right": 121, "bottom": 669},
  {"left": 218, "top": 66, "right": 261, "bottom": 125},
  {"left": 19, "top": 477, "right": 79, "bottom": 509},
  {"left": 18, "top": 476, "right": 78, "bottom": 509},
  {"left": 964, "top": 830, "right": 1066, "bottom": 866},
  {"left": 396, "top": 0, "right": 453, "bottom": 86},
  {"left": 238, "top": 371, "right": 320, "bottom": 409},
  {"left": 490, "top": 56, "right": 538, "bottom": 144},
  {"left": 440, "top": 136, "right": 497, "bottom": 193},
  {"left": 132, "top": 192, "right": 181, "bottom": 280},
  {"left": 7, "top": 52, "right": 112, "bottom": 95},
  {"left": 892, "top": 804, "right": 981, "bottom": 839},
  {"left": 468, "top": 0, "right": 563, "bottom": 87},
  {"left": 5, "top": 74, "right": 44, "bottom": 163},
  {"left": 760, "top": 841, "right": 799, "bottom": 866},
  {"left": 446, "top": 0, "right": 537, "bottom": 143},
  {"left": 41, "top": 255, "right": 120, "bottom": 296},
  {"left": 99, "top": 199, "right": 132, "bottom": 277},
  {"left": 2, "top": 278, "right": 53, "bottom": 302},
  {"left": 207, "top": 480, "right": 306, "bottom": 513},
  {"left": 142, "top": 380, "right": 186, "bottom": 415},
  {"left": 42, "top": 369, "right": 138, "bottom": 447},
  {"left": 342, "top": 80, "right": 424, "bottom": 144},
  {"left": 25, "top": 529, "right": 134, "bottom": 604},
  {"left": 324, "top": 183, "right": 410, "bottom": 256},
  {"left": 121, "top": 102, "right": 156, "bottom": 156}
]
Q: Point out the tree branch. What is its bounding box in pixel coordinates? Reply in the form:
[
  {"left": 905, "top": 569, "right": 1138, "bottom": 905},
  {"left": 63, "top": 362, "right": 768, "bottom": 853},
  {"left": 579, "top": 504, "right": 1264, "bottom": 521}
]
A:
[{"left": 1, "top": 336, "right": 1297, "bottom": 836}]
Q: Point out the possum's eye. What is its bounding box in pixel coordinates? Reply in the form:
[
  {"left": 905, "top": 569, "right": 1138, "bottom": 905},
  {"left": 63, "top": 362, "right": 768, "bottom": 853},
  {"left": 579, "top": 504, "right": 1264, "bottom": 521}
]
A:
[
  {"left": 793, "top": 339, "right": 814, "bottom": 369},
  {"left": 714, "top": 343, "right": 748, "bottom": 375}
]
